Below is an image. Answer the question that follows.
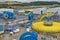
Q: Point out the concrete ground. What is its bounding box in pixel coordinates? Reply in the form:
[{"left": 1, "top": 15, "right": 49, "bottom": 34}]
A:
[
  {"left": 1, "top": 27, "right": 60, "bottom": 40},
  {"left": 0, "top": 14, "right": 60, "bottom": 40},
  {"left": 3, "top": 27, "right": 27, "bottom": 40}
]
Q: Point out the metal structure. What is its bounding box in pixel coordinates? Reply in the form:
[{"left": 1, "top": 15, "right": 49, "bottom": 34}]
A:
[
  {"left": 0, "top": 11, "right": 16, "bottom": 19},
  {"left": 19, "top": 31, "right": 38, "bottom": 40},
  {"left": 28, "top": 12, "right": 34, "bottom": 21},
  {"left": 25, "top": 22, "right": 32, "bottom": 28},
  {"left": 32, "top": 12, "right": 60, "bottom": 33}
]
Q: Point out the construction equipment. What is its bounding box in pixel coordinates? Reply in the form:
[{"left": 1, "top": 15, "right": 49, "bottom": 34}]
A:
[
  {"left": 40, "top": 12, "right": 54, "bottom": 21},
  {"left": 32, "top": 21, "right": 60, "bottom": 33},
  {"left": 24, "top": 10, "right": 33, "bottom": 16},
  {"left": 19, "top": 31, "right": 38, "bottom": 40},
  {"left": 32, "top": 12, "right": 60, "bottom": 33},
  {"left": 28, "top": 12, "right": 34, "bottom": 21},
  {"left": 25, "top": 22, "right": 32, "bottom": 28},
  {"left": 0, "top": 11, "right": 16, "bottom": 19}
]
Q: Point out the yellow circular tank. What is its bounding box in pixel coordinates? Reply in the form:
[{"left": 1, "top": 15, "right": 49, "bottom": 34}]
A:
[{"left": 32, "top": 22, "right": 60, "bottom": 33}]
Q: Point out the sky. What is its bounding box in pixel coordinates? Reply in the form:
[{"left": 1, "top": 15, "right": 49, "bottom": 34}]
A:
[{"left": 0, "top": 0, "right": 60, "bottom": 2}]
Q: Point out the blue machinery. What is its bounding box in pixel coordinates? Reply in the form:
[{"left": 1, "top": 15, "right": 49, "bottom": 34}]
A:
[
  {"left": 25, "top": 22, "right": 32, "bottom": 28},
  {"left": 0, "top": 11, "right": 16, "bottom": 19},
  {"left": 28, "top": 13, "right": 34, "bottom": 21},
  {"left": 19, "top": 31, "right": 38, "bottom": 40}
]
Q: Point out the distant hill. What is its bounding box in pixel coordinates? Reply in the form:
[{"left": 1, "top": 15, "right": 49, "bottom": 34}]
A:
[
  {"left": 22, "top": 1, "right": 60, "bottom": 6},
  {"left": 0, "top": 1, "right": 60, "bottom": 6},
  {"left": 0, "top": 1, "right": 60, "bottom": 8},
  {"left": 0, "top": 1, "right": 22, "bottom": 4},
  {"left": 0, "top": 1, "right": 22, "bottom": 8},
  {"left": 32, "top": 1, "right": 60, "bottom": 5},
  {"left": 9, "top": 1, "right": 60, "bottom": 6}
]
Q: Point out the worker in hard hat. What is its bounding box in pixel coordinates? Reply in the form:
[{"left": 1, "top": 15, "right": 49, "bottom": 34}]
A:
[{"left": 28, "top": 10, "right": 34, "bottom": 22}]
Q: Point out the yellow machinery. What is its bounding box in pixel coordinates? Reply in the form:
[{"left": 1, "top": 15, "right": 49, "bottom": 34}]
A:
[
  {"left": 32, "top": 22, "right": 60, "bottom": 33},
  {"left": 24, "top": 10, "right": 33, "bottom": 16},
  {"left": 32, "top": 12, "right": 60, "bottom": 33},
  {"left": 40, "top": 12, "right": 54, "bottom": 21}
]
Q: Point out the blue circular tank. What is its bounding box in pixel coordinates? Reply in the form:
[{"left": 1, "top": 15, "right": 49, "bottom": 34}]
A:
[{"left": 19, "top": 31, "right": 38, "bottom": 40}]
